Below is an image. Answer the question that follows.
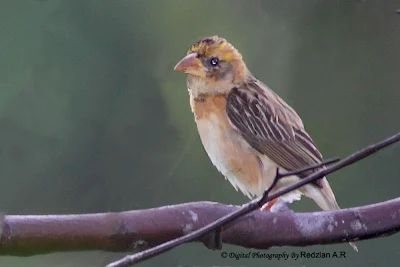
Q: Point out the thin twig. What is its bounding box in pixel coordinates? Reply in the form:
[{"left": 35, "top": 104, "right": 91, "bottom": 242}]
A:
[
  {"left": 276, "top": 157, "right": 340, "bottom": 179},
  {"left": 106, "top": 132, "right": 400, "bottom": 267}
]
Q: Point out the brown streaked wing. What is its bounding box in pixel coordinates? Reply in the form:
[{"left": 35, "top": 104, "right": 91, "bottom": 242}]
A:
[{"left": 226, "top": 84, "right": 324, "bottom": 187}]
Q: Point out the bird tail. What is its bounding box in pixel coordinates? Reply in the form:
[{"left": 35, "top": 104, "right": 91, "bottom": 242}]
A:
[{"left": 304, "top": 178, "right": 358, "bottom": 252}]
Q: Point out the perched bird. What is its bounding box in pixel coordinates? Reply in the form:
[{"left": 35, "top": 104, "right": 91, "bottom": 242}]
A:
[{"left": 174, "top": 36, "right": 356, "bottom": 250}]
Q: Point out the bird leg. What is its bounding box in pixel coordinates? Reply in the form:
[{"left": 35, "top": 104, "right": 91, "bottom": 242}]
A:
[
  {"left": 260, "top": 199, "right": 294, "bottom": 213},
  {"left": 260, "top": 198, "right": 279, "bottom": 212}
]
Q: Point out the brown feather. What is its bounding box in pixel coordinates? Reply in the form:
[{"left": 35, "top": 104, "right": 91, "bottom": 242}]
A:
[{"left": 226, "top": 81, "right": 324, "bottom": 187}]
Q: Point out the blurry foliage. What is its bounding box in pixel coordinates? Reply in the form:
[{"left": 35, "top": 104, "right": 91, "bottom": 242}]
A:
[{"left": 0, "top": 1, "right": 399, "bottom": 266}]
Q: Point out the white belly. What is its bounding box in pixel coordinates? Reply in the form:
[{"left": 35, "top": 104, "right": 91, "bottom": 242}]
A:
[
  {"left": 197, "top": 114, "right": 234, "bottom": 176},
  {"left": 196, "top": 114, "right": 272, "bottom": 198}
]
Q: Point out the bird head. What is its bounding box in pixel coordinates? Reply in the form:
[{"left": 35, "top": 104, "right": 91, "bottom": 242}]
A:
[{"left": 174, "top": 36, "right": 247, "bottom": 83}]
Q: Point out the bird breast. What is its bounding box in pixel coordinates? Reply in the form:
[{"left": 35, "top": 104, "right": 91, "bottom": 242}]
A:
[{"left": 191, "top": 94, "right": 278, "bottom": 198}]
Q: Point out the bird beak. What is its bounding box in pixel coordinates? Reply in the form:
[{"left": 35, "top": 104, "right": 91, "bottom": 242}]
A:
[{"left": 174, "top": 53, "right": 206, "bottom": 77}]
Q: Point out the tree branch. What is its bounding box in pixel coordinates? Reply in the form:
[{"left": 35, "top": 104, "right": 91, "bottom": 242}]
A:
[
  {"left": 0, "top": 132, "right": 398, "bottom": 267},
  {"left": 1, "top": 199, "right": 400, "bottom": 256}
]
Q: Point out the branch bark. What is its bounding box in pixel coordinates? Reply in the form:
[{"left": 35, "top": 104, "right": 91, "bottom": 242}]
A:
[{"left": 1, "top": 198, "right": 400, "bottom": 257}]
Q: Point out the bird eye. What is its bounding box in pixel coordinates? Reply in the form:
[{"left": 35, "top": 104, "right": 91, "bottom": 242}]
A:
[{"left": 209, "top": 57, "right": 219, "bottom": 67}]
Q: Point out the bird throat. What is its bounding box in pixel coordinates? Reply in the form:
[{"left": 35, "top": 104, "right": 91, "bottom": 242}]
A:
[{"left": 187, "top": 75, "right": 233, "bottom": 102}]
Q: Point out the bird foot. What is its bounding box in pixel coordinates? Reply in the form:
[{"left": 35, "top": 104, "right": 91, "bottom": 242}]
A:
[
  {"left": 260, "top": 198, "right": 279, "bottom": 212},
  {"left": 260, "top": 199, "right": 294, "bottom": 213}
]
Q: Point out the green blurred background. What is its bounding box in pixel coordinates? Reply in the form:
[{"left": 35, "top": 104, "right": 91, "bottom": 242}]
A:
[{"left": 1, "top": 0, "right": 399, "bottom": 266}]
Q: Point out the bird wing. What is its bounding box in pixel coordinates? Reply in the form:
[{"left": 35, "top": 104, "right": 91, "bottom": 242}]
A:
[{"left": 226, "top": 80, "right": 324, "bottom": 187}]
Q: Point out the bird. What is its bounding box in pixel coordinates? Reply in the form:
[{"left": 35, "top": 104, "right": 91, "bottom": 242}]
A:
[{"left": 174, "top": 36, "right": 357, "bottom": 251}]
